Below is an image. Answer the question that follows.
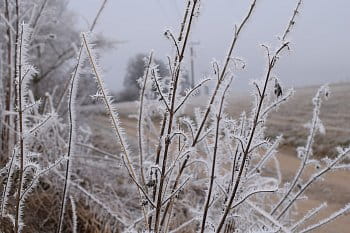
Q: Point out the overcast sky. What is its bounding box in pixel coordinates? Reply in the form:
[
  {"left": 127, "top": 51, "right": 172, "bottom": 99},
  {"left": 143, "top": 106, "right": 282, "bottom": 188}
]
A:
[{"left": 68, "top": 0, "right": 350, "bottom": 92}]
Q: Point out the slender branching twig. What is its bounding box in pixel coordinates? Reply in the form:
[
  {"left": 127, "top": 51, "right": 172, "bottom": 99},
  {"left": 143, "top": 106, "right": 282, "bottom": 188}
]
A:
[
  {"left": 153, "top": 1, "right": 199, "bottom": 232},
  {"left": 138, "top": 52, "right": 153, "bottom": 187},
  {"left": 56, "top": 42, "right": 84, "bottom": 233},
  {"left": 201, "top": 77, "right": 233, "bottom": 233},
  {"left": 14, "top": 23, "right": 25, "bottom": 233},
  {"left": 192, "top": 0, "right": 258, "bottom": 146}
]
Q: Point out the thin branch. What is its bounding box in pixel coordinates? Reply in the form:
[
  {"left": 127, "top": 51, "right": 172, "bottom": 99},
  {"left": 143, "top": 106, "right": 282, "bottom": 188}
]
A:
[
  {"left": 138, "top": 52, "right": 153, "bottom": 188},
  {"left": 271, "top": 87, "right": 325, "bottom": 216},
  {"left": 277, "top": 146, "right": 350, "bottom": 219},
  {"left": 290, "top": 202, "right": 327, "bottom": 231},
  {"left": 153, "top": 1, "right": 199, "bottom": 231},
  {"left": 175, "top": 78, "right": 211, "bottom": 113},
  {"left": 165, "top": 29, "right": 180, "bottom": 57},
  {"left": 200, "top": 76, "right": 233, "bottom": 233},
  {"left": 82, "top": 33, "right": 149, "bottom": 226},
  {"left": 282, "top": 0, "right": 303, "bottom": 41},
  {"left": 298, "top": 204, "right": 350, "bottom": 233},
  {"left": 90, "top": 0, "right": 108, "bottom": 31},
  {"left": 57, "top": 41, "right": 84, "bottom": 233},
  {"left": 246, "top": 201, "right": 292, "bottom": 233},
  {"left": 161, "top": 176, "right": 190, "bottom": 206},
  {"left": 192, "top": 0, "right": 258, "bottom": 146},
  {"left": 121, "top": 157, "right": 156, "bottom": 209},
  {"left": 216, "top": 17, "right": 292, "bottom": 233},
  {"left": 14, "top": 21, "right": 24, "bottom": 233},
  {"left": 151, "top": 69, "right": 170, "bottom": 111}
]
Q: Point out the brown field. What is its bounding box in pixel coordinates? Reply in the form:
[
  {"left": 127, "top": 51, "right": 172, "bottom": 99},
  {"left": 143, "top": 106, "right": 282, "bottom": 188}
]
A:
[
  {"left": 277, "top": 146, "right": 350, "bottom": 233},
  {"left": 77, "top": 82, "right": 350, "bottom": 232},
  {"left": 115, "top": 82, "right": 350, "bottom": 156},
  {"left": 226, "top": 82, "right": 350, "bottom": 157}
]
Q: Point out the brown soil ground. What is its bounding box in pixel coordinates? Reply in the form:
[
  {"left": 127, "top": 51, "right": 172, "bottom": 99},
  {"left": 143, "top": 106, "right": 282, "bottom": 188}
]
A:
[
  {"left": 277, "top": 147, "right": 350, "bottom": 233},
  {"left": 77, "top": 83, "right": 350, "bottom": 232}
]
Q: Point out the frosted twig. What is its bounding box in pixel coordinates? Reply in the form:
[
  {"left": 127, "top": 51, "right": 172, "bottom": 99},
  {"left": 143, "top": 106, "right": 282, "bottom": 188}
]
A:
[
  {"left": 164, "top": 29, "right": 180, "bottom": 57},
  {"left": 75, "top": 142, "right": 117, "bottom": 159},
  {"left": 272, "top": 86, "right": 328, "bottom": 216},
  {"left": 231, "top": 187, "right": 278, "bottom": 209},
  {"left": 277, "top": 145, "right": 350, "bottom": 219},
  {"left": 151, "top": 69, "right": 170, "bottom": 111},
  {"left": 0, "top": 148, "right": 17, "bottom": 217},
  {"left": 121, "top": 156, "right": 156, "bottom": 208},
  {"left": 169, "top": 217, "right": 199, "bottom": 233},
  {"left": 192, "top": 0, "right": 258, "bottom": 147},
  {"left": 216, "top": 14, "right": 292, "bottom": 233},
  {"left": 175, "top": 78, "right": 211, "bottom": 113},
  {"left": 290, "top": 202, "right": 327, "bottom": 231},
  {"left": 249, "top": 135, "right": 282, "bottom": 177},
  {"left": 53, "top": 170, "right": 128, "bottom": 226},
  {"left": 138, "top": 52, "right": 153, "bottom": 187},
  {"left": 14, "top": 22, "right": 26, "bottom": 233},
  {"left": 20, "top": 157, "right": 66, "bottom": 201},
  {"left": 82, "top": 34, "right": 133, "bottom": 180},
  {"left": 201, "top": 76, "right": 233, "bottom": 233},
  {"left": 70, "top": 196, "right": 78, "bottom": 233},
  {"left": 161, "top": 176, "right": 190, "bottom": 206},
  {"left": 153, "top": 1, "right": 200, "bottom": 231},
  {"left": 281, "top": 0, "right": 303, "bottom": 41},
  {"left": 90, "top": 0, "right": 108, "bottom": 31},
  {"left": 298, "top": 204, "right": 350, "bottom": 233},
  {"left": 247, "top": 201, "right": 292, "bottom": 233},
  {"left": 57, "top": 38, "right": 84, "bottom": 233}
]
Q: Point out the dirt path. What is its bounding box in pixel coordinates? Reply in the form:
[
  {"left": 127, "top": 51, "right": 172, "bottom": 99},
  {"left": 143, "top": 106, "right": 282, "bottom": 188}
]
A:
[{"left": 275, "top": 147, "right": 350, "bottom": 233}]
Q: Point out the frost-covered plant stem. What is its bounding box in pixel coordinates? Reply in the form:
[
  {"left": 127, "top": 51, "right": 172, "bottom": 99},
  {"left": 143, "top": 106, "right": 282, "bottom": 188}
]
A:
[
  {"left": 56, "top": 0, "right": 108, "bottom": 112},
  {"left": 70, "top": 196, "right": 78, "bottom": 233},
  {"left": 0, "top": 148, "right": 17, "bottom": 217},
  {"left": 29, "top": 0, "right": 49, "bottom": 30},
  {"left": 215, "top": 40, "right": 289, "bottom": 233},
  {"left": 200, "top": 77, "right": 233, "bottom": 233},
  {"left": 2, "top": 0, "right": 13, "bottom": 157},
  {"left": 192, "top": 0, "right": 257, "bottom": 146},
  {"left": 14, "top": 23, "right": 25, "bottom": 233},
  {"left": 149, "top": 113, "right": 167, "bottom": 229},
  {"left": 160, "top": 158, "right": 189, "bottom": 231},
  {"left": 81, "top": 33, "right": 151, "bottom": 226},
  {"left": 271, "top": 86, "right": 324, "bottom": 216},
  {"left": 13, "top": 0, "right": 20, "bottom": 142},
  {"left": 178, "top": 0, "right": 191, "bottom": 42},
  {"left": 138, "top": 52, "right": 153, "bottom": 187},
  {"left": 223, "top": 3, "right": 306, "bottom": 230},
  {"left": 290, "top": 202, "right": 327, "bottom": 231},
  {"left": 89, "top": 0, "right": 108, "bottom": 31},
  {"left": 298, "top": 204, "right": 350, "bottom": 233},
  {"left": 228, "top": 113, "right": 246, "bottom": 192},
  {"left": 56, "top": 45, "right": 84, "bottom": 233},
  {"left": 282, "top": 0, "right": 303, "bottom": 41},
  {"left": 82, "top": 34, "right": 133, "bottom": 176},
  {"left": 153, "top": 2, "right": 199, "bottom": 232},
  {"left": 277, "top": 146, "right": 350, "bottom": 220},
  {"left": 215, "top": 1, "right": 303, "bottom": 229}
]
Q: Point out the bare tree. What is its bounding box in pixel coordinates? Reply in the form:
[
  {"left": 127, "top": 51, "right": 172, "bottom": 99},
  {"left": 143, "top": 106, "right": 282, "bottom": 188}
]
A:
[{"left": 118, "top": 53, "right": 169, "bottom": 102}]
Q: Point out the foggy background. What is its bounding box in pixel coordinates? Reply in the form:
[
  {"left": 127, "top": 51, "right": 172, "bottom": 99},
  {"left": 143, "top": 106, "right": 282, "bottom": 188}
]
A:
[{"left": 68, "top": 0, "right": 350, "bottom": 92}]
